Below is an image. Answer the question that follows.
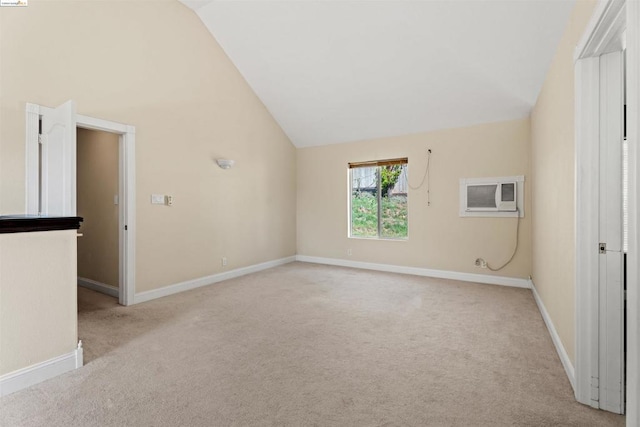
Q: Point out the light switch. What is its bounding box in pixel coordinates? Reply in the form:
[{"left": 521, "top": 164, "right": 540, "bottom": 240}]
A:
[{"left": 151, "top": 194, "right": 165, "bottom": 205}]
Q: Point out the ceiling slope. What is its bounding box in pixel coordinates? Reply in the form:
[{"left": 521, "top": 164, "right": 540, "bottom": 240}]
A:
[{"left": 181, "top": 0, "right": 575, "bottom": 147}]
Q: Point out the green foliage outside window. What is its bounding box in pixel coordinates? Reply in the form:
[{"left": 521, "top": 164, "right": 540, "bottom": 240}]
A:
[
  {"left": 350, "top": 163, "right": 407, "bottom": 239},
  {"left": 380, "top": 165, "right": 403, "bottom": 198}
]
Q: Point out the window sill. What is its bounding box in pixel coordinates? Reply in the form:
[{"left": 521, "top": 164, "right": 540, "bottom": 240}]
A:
[
  {"left": 459, "top": 210, "right": 523, "bottom": 218},
  {"left": 348, "top": 236, "right": 408, "bottom": 241}
]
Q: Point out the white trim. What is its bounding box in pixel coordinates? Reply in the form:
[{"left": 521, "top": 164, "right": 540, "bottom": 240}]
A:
[
  {"left": 76, "top": 115, "right": 136, "bottom": 306},
  {"left": 0, "top": 342, "right": 83, "bottom": 397},
  {"left": 574, "top": 0, "right": 629, "bottom": 413},
  {"left": 626, "top": 1, "right": 640, "bottom": 424},
  {"left": 575, "top": 56, "right": 602, "bottom": 408},
  {"left": 296, "top": 255, "right": 531, "bottom": 289},
  {"left": 76, "top": 114, "right": 129, "bottom": 134},
  {"left": 457, "top": 210, "right": 521, "bottom": 219},
  {"left": 133, "top": 256, "right": 297, "bottom": 305},
  {"left": 575, "top": 0, "right": 626, "bottom": 62},
  {"left": 25, "top": 103, "right": 40, "bottom": 214},
  {"left": 459, "top": 175, "right": 525, "bottom": 184},
  {"left": 78, "top": 277, "right": 119, "bottom": 298},
  {"left": 121, "top": 126, "right": 136, "bottom": 307},
  {"left": 598, "top": 50, "right": 625, "bottom": 415},
  {"left": 530, "top": 279, "right": 576, "bottom": 392}
]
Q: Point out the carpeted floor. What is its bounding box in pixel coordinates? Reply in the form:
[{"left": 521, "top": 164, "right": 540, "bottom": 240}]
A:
[{"left": 0, "top": 262, "right": 626, "bottom": 426}]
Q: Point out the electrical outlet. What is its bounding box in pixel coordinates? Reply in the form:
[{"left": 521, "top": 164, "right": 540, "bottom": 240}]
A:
[
  {"left": 474, "top": 258, "right": 487, "bottom": 268},
  {"left": 347, "top": 248, "right": 352, "bottom": 256},
  {"left": 221, "top": 257, "right": 227, "bottom": 267},
  {"left": 165, "top": 195, "right": 173, "bottom": 206}
]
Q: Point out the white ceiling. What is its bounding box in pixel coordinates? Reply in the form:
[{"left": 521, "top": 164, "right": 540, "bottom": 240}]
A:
[{"left": 181, "top": 0, "right": 575, "bottom": 148}]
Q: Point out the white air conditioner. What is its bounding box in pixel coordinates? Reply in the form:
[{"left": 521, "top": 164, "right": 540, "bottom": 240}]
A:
[
  {"left": 459, "top": 176, "right": 524, "bottom": 217},
  {"left": 465, "top": 181, "right": 517, "bottom": 212}
]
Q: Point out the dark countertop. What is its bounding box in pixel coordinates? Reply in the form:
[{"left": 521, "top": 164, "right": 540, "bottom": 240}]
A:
[{"left": 0, "top": 215, "right": 83, "bottom": 234}]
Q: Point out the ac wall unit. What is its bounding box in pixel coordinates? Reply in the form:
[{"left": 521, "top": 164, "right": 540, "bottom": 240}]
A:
[{"left": 465, "top": 181, "right": 517, "bottom": 212}]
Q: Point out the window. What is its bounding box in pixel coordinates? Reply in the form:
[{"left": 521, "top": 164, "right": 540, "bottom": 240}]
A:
[
  {"left": 459, "top": 175, "right": 524, "bottom": 217},
  {"left": 349, "top": 158, "right": 408, "bottom": 239}
]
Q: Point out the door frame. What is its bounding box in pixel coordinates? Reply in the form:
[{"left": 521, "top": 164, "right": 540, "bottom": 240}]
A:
[
  {"left": 626, "top": 1, "right": 640, "bottom": 423},
  {"left": 25, "top": 103, "right": 136, "bottom": 306},
  {"left": 575, "top": 0, "right": 638, "bottom": 422}
]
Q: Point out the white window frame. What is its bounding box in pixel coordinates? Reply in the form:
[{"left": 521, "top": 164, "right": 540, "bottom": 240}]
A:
[
  {"left": 459, "top": 175, "right": 525, "bottom": 218},
  {"left": 348, "top": 160, "right": 409, "bottom": 240}
]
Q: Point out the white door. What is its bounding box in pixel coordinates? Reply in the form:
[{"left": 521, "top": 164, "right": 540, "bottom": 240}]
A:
[
  {"left": 598, "top": 50, "right": 625, "bottom": 414},
  {"left": 40, "top": 100, "right": 77, "bottom": 216}
]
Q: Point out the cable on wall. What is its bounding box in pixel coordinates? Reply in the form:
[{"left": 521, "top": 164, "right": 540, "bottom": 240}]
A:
[
  {"left": 485, "top": 208, "right": 521, "bottom": 272},
  {"left": 408, "top": 148, "right": 432, "bottom": 206}
]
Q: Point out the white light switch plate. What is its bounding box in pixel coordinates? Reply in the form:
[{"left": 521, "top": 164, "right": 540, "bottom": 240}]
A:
[{"left": 151, "top": 194, "right": 165, "bottom": 204}]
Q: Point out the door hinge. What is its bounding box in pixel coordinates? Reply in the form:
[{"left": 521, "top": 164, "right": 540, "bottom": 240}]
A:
[
  {"left": 599, "top": 243, "right": 606, "bottom": 254},
  {"left": 591, "top": 376, "right": 600, "bottom": 403}
]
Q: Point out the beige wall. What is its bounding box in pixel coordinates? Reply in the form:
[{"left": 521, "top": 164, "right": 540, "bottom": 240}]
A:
[
  {"left": 77, "top": 128, "right": 119, "bottom": 289},
  {"left": 0, "top": 0, "right": 600, "bottom": 374},
  {"left": 531, "top": 0, "right": 598, "bottom": 364},
  {"left": 0, "top": 230, "right": 78, "bottom": 375},
  {"left": 0, "top": 1, "right": 296, "bottom": 292},
  {"left": 297, "top": 118, "right": 532, "bottom": 279}
]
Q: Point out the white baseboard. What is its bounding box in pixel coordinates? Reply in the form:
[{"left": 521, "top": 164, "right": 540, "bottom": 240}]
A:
[
  {"left": 0, "top": 341, "right": 83, "bottom": 397},
  {"left": 295, "top": 255, "right": 531, "bottom": 289},
  {"left": 78, "top": 277, "right": 119, "bottom": 298},
  {"left": 134, "top": 256, "right": 297, "bottom": 304},
  {"left": 530, "top": 279, "right": 576, "bottom": 391}
]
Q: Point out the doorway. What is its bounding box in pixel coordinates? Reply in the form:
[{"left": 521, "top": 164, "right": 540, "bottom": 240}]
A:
[
  {"left": 25, "top": 102, "right": 136, "bottom": 306},
  {"left": 76, "top": 128, "right": 120, "bottom": 300}
]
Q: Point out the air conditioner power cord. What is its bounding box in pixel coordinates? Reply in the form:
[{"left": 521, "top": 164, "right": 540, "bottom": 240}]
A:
[{"left": 486, "top": 208, "right": 520, "bottom": 272}]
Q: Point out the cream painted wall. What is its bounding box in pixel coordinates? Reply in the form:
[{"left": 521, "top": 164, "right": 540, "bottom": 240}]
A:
[
  {"left": 0, "top": 230, "right": 78, "bottom": 375},
  {"left": 0, "top": 1, "right": 296, "bottom": 292},
  {"left": 297, "top": 118, "right": 532, "bottom": 279},
  {"left": 77, "top": 128, "right": 119, "bottom": 289},
  {"left": 530, "top": 0, "right": 598, "bottom": 364}
]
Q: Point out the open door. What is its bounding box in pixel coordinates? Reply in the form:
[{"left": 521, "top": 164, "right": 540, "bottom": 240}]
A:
[
  {"left": 598, "top": 50, "right": 625, "bottom": 414},
  {"left": 40, "top": 100, "right": 77, "bottom": 216},
  {"left": 26, "top": 103, "right": 136, "bottom": 306}
]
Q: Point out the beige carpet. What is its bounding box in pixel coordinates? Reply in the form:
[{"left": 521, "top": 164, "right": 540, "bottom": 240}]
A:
[{"left": 0, "top": 262, "right": 625, "bottom": 426}]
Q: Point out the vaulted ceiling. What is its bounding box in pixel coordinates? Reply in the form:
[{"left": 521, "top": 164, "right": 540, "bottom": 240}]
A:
[{"left": 180, "top": 0, "right": 575, "bottom": 147}]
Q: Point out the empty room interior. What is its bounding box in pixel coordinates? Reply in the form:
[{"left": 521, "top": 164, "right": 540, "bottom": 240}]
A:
[{"left": 0, "top": 0, "right": 639, "bottom": 426}]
